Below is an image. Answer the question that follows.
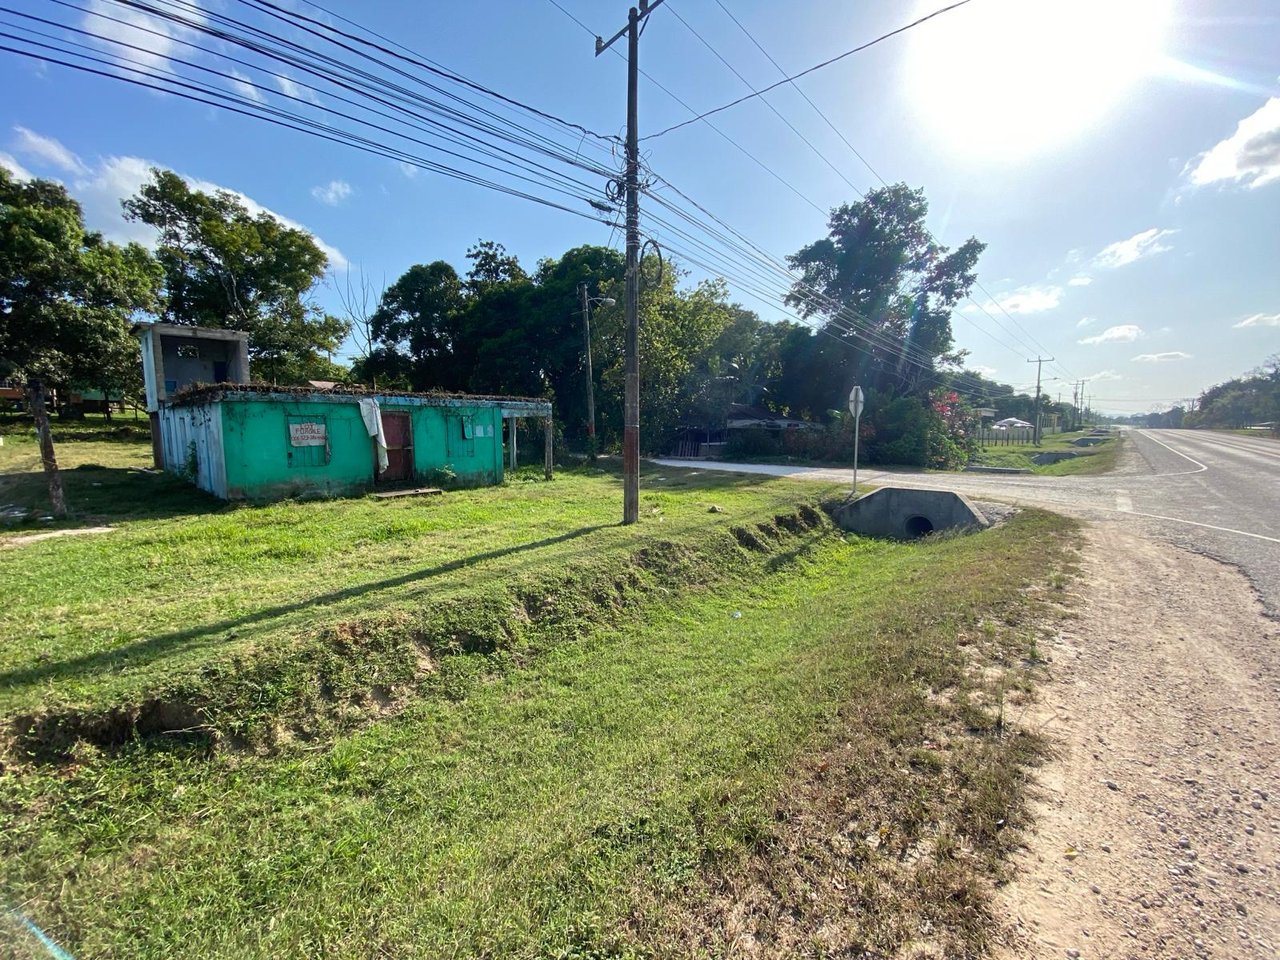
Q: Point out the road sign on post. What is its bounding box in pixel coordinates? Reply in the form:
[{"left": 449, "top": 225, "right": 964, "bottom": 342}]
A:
[{"left": 848, "top": 385, "right": 864, "bottom": 500}]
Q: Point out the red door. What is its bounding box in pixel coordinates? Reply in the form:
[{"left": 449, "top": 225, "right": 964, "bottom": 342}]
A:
[{"left": 379, "top": 412, "right": 414, "bottom": 483}]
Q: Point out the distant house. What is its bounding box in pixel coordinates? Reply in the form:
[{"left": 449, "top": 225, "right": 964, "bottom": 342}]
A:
[
  {"left": 993, "top": 417, "right": 1033, "bottom": 429},
  {"left": 725, "top": 403, "right": 817, "bottom": 432},
  {"left": 135, "top": 323, "right": 552, "bottom": 501}
]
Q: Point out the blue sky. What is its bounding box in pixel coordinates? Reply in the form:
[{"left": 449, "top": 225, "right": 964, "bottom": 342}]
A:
[{"left": 2, "top": 0, "right": 1278, "bottom": 413}]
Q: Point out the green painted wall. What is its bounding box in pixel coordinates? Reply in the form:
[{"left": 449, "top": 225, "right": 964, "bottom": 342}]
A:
[{"left": 218, "top": 397, "right": 505, "bottom": 501}]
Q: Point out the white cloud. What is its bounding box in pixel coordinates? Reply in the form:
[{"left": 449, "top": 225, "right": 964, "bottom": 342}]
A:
[
  {"left": 1076, "top": 316, "right": 1097, "bottom": 329},
  {"left": 1079, "top": 324, "right": 1144, "bottom": 345},
  {"left": 1186, "top": 97, "right": 1280, "bottom": 190},
  {"left": 1233, "top": 312, "right": 1280, "bottom": 329},
  {"left": 1086, "top": 370, "right": 1123, "bottom": 382},
  {"left": 275, "top": 74, "right": 321, "bottom": 105},
  {"left": 1067, "top": 275, "right": 1093, "bottom": 287},
  {"left": 229, "top": 70, "right": 265, "bottom": 105},
  {"left": 398, "top": 161, "right": 420, "bottom": 179},
  {"left": 12, "top": 126, "right": 88, "bottom": 175},
  {"left": 0, "top": 151, "right": 33, "bottom": 181},
  {"left": 1131, "top": 351, "right": 1192, "bottom": 362},
  {"left": 970, "top": 365, "right": 998, "bottom": 376},
  {"left": 964, "top": 284, "right": 1062, "bottom": 315},
  {"left": 65, "top": 152, "right": 348, "bottom": 270},
  {"left": 311, "top": 179, "right": 352, "bottom": 206},
  {"left": 1093, "top": 228, "right": 1177, "bottom": 269},
  {"left": 82, "top": 0, "right": 206, "bottom": 75}
]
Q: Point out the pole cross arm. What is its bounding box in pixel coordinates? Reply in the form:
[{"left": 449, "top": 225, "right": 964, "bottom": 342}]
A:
[{"left": 595, "top": 0, "right": 665, "bottom": 55}]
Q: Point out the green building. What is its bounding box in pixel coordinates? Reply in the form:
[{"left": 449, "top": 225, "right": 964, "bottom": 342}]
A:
[{"left": 159, "top": 384, "right": 552, "bottom": 502}]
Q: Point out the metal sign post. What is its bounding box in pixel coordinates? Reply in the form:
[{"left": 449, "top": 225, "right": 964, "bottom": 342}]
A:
[{"left": 848, "top": 385, "right": 864, "bottom": 500}]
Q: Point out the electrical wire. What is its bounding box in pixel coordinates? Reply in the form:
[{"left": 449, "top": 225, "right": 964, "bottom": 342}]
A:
[
  {"left": 665, "top": 0, "right": 1077, "bottom": 383},
  {"left": 644, "top": 0, "right": 976, "bottom": 140},
  {"left": 0, "top": 35, "right": 615, "bottom": 224}
]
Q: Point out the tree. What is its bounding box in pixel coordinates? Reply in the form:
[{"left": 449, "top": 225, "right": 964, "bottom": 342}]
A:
[
  {"left": 0, "top": 169, "right": 160, "bottom": 515},
  {"left": 785, "top": 183, "right": 984, "bottom": 405},
  {"left": 123, "top": 168, "right": 348, "bottom": 382},
  {"left": 364, "top": 261, "right": 466, "bottom": 391},
  {"left": 595, "top": 261, "right": 743, "bottom": 451}
]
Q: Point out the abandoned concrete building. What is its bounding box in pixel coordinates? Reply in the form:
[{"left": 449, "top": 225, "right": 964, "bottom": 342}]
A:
[{"left": 135, "top": 322, "right": 553, "bottom": 501}]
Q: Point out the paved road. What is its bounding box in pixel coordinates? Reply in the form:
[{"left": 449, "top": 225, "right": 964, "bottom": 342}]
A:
[{"left": 655, "top": 429, "right": 1280, "bottom": 616}]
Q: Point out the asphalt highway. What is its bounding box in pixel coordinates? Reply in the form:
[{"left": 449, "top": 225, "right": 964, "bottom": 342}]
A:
[{"left": 654, "top": 429, "right": 1280, "bottom": 616}]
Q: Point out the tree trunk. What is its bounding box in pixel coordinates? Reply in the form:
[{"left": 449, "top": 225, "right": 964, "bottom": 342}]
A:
[{"left": 27, "top": 379, "right": 68, "bottom": 519}]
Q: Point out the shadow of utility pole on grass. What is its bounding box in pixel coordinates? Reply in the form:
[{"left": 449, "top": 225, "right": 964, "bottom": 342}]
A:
[{"left": 0, "top": 523, "right": 613, "bottom": 691}]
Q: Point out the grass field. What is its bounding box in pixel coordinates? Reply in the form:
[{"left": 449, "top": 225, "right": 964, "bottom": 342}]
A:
[
  {"left": 1, "top": 426, "right": 1080, "bottom": 958},
  {"left": 971, "top": 429, "right": 1120, "bottom": 475}
]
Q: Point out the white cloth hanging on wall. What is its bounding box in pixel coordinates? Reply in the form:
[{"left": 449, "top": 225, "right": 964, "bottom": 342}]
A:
[{"left": 357, "top": 398, "right": 389, "bottom": 473}]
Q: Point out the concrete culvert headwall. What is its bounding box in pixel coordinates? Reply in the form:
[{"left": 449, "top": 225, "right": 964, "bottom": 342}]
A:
[{"left": 827, "top": 487, "right": 990, "bottom": 541}]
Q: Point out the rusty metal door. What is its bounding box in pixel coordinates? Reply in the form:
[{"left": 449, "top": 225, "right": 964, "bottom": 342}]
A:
[{"left": 379, "top": 411, "right": 414, "bottom": 483}]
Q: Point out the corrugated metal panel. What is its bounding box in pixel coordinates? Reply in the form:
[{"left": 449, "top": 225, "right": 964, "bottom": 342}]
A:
[{"left": 159, "top": 403, "right": 227, "bottom": 498}]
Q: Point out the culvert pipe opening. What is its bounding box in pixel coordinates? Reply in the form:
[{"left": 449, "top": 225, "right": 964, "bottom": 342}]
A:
[{"left": 904, "top": 515, "right": 934, "bottom": 539}]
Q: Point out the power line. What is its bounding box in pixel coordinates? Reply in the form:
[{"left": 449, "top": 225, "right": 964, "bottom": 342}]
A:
[
  {"left": 685, "top": 0, "right": 1077, "bottom": 383},
  {"left": 664, "top": 3, "right": 864, "bottom": 197},
  {"left": 7, "top": 5, "right": 615, "bottom": 203},
  {"left": 0, "top": 14, "right": 619, "bottom": 224},
  {"left": 644, "top": 0, "right": 976, "bottom": 140}
]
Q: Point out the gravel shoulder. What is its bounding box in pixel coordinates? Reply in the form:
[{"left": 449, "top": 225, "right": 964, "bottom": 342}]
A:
[{"left": 994, "top": 523, "right": 1280, "bottom": 959}]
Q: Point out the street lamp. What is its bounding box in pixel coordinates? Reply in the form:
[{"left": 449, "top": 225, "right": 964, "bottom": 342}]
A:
[{"left": 578, "top": 283, "right": 615, "bottom": 461}]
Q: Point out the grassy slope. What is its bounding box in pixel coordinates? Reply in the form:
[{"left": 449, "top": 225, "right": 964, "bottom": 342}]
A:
[
  {"left": 1, "top": 432, "right": 833, "bottom": 716},
  {"left": 972, "top": 430, "right": 1120, "bottom": 475},
  {"left": 2, "top": 509, "right": 1076, "bottom": 960}
]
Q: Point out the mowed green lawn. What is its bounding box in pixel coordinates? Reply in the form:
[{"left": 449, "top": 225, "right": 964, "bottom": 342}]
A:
[
  {"left": 973, "top": 429, "right": 1120, "bottom": 475},
  {"left": 0, "top": 429, "right": 835, "bottom": 713},
  {"left": 2, "top": 426, "right": 1079, "bottom": 958}
]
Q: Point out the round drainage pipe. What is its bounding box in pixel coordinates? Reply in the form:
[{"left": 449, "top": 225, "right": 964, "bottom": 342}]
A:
[{"left": 904, "top": 514, "right": 935, "bottom": 539}]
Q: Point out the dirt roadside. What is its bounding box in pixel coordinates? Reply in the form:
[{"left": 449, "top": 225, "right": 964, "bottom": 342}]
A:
[{"left": 994, "top": 523, "right": 1280, "bottom": 959}]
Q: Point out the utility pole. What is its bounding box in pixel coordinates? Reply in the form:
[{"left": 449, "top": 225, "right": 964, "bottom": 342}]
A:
[
  {"left": 578, "top": 282, "right": 598, "bottom": 461},
  {"left": 597, "top": 0, "right": 664, "bottom": 525},
  {"left": 1027, "top": 356, "right": 1054, "bottom": 445}
]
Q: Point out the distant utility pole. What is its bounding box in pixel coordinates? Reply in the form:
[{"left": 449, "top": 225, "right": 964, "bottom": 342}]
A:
[
  {"left": 1027, "top": 356, "right": 1054, "bottom": 445},
  {"left": 578, "top": 282, "right": 615, "bottom": 462},
  {"left": 596, "top": 0, "right": 665, "bottom": 525}
]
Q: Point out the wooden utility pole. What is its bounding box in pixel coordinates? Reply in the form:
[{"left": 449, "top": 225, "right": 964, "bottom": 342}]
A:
[
  {"left": 578, "top": 282, "right": 598, "bottom": 461},
  {"left": 597, "top": 0, "right": 664, "bottom": 525},
  {"left": 1027, "top": 356, "right": 1054, "bottom": 445},
  {"left": 26, "top": 378, "right": 67, "bottom": 518}
]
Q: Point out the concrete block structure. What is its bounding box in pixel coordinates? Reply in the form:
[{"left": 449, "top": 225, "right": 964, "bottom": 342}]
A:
[
  {"left": 828, "top": 487, "right": 990, "bottom": 540},
  {"left": 135, "top": 323, "right": 553, "bottom": 501},
  {"left": 161, "top": 385, "right": 551, "bottom": 501}
]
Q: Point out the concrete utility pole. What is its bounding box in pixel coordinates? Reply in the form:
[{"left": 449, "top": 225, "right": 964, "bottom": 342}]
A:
[
  {"left": 597, "top": 0, "right": 664, "bottom": 525},
  {"left": 1027, "top": 356, "right": 1054, "bottom": 445}
]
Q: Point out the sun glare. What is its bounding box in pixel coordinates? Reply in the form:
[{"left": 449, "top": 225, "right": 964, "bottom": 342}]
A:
[{"left": 906, "top": 0, "right": 1173, "bottom": 158}]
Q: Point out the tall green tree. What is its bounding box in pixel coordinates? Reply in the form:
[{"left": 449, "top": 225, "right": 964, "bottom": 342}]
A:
[
  {"left": 784, "top": 183, "right": 984, "bottom": 408},
  {"left": 0, "top": 169, "right": 160, "bottom": 515},
  {"left": 363, "top": 261, "right": 466, "bottom": 390},
  {"left": 123, "top": 168, "right": 347, "bottom": 383},
  {"left": 595, "top": 261, "right": 743, "bottom": 451}
]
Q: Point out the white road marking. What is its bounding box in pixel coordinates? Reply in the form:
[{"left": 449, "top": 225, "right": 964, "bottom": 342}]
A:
[
  {"left": 1119, "top": 510, "right": 1280, "bottom": 545},
  {"left": 1137, "top": 431, "right": 1208, "bottom": 476},
  {"left": 1115, "top": 490, "right": 1133, "bottom": 513}
]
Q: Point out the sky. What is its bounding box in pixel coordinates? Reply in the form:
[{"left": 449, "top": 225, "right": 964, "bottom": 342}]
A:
[{"left": 2, "top": 0, "right": 1279, "bottom": 414}]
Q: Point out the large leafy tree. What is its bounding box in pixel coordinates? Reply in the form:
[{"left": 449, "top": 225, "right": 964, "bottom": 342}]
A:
[
  {"left": 0, "top": 169, "right": 160, "bottom": 515},
  {"left": 785, "top": 183, "right": 984, "bottom": 407},
  {"left": 123, "top": 168, "right": 347, "bottom": 382},
  {"left": 362, "top": 261, "right": 466, "bottom": 390}
]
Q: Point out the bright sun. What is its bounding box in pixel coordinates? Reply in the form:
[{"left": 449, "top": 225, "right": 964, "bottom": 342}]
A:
[{"left": 906, "top": 0, "right": 1173, "bottom": 158}]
